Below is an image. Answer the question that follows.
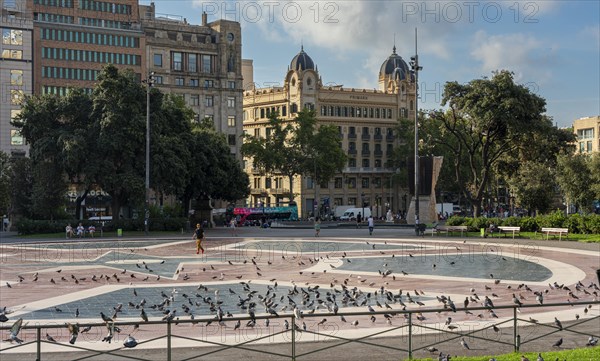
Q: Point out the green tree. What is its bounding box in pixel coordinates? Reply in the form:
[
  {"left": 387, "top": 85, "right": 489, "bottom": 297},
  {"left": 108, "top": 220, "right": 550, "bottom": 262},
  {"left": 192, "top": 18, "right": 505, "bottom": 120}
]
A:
[
  {"left": 10, "top": 157, "right": 33, "bottom": 218},
  {"left": 589, "top": 153, "right": 600, "bottom": 202},
  {"left": 31, "top": 160, "right": 68, "bottom": 219},
  {"left": 92, "top": 65, "right": 147, "bottom": 217},
  {"left": 556, "top": 153, "right": 594, "bottom": 213},
  {"left": 507, "top": 161, "right": 556, "bottom": 214},
  {"left": 0, "top": 152, "right": 11, "bottom": 216},
  {"left": 426, "top": 71, "right": 549, "bottom": 216}
]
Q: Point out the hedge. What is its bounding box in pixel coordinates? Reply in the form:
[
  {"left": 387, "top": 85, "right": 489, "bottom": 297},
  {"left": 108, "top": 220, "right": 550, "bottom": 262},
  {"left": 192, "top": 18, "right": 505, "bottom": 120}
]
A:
[
  {"left": 446, "top": 211, "right": 600, "bottom": 234},
  {"left": 15, "top": 217, "right": 189, "bottom": 235}
]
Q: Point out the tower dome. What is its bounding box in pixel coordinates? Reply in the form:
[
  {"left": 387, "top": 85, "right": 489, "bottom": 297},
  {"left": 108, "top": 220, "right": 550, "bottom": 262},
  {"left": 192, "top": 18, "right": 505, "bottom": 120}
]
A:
[
  {"left": 379, "top": 46, "right": 410, "bottom": 80},
  {"left": 290, "top": 45, "right": 315, "bottom": 71}
]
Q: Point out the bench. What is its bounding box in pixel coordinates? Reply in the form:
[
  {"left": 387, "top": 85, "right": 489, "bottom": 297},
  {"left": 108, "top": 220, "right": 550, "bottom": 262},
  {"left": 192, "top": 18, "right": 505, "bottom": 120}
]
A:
[
  {"left": 541, "top": 227, "right": 569, "bottom": 240},
  {"left": 497, "top": 226, "right": 521, "bottom": 239},
  {"left": 432, "top": 225, "right": 468, "bottom": 237}
]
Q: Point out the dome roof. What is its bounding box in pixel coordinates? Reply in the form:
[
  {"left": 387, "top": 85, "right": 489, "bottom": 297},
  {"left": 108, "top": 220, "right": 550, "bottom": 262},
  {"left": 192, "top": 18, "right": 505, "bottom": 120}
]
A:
[
  {"left": 290, "top": 46, "right": 315, "bottom": 71},
  {"left": 380, "top": 46, "right": 410, "bottom": 80}
]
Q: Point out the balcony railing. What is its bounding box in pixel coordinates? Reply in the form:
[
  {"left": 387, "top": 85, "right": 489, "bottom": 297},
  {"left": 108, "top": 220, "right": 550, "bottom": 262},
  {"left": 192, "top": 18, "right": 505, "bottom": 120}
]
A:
[
  {"left": 250, "top": 187, "right": 267, "bottom": 195},
  {"left": 0, "top": 300, "right": 596, "bottom": 360}
]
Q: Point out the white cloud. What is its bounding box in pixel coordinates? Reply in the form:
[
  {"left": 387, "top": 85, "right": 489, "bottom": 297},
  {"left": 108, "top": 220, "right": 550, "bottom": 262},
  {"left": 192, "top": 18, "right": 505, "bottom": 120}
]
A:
[
  {"left": 579, "top": 24, "right": 600, "bottom": 44},
  {"left": 470, "top": 30, "right": 556, "bottom": 83}
]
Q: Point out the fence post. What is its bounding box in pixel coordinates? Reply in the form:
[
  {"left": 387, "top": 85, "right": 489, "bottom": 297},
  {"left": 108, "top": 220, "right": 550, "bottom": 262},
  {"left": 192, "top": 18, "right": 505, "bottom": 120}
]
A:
[
  {"left": 513, "top": 307, "right": 519, "bottom": 352},
  {"left": 408, "top": 312, "right": 413, "bottom": 360},
  {"left": 291, "top": 315, "right": 296, "bottom": 361},
  {"left": 167, "top": 321, "right": 172, "bottom": 361},
  {"left": 36, "top": 326, "right": 41, "bottom": 361}
]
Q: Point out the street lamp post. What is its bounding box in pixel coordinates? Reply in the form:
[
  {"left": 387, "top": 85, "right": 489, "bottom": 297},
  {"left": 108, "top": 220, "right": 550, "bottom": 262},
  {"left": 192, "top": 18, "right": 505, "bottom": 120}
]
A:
[
  {"left": 361, "top": 192, "right": 365, "bottom": 221},
  {"left": 144, "top": 72, "right": 155, "bottom": 235},
  {"left": 410, "top": 28, "right": 423, "bottom": 234}
]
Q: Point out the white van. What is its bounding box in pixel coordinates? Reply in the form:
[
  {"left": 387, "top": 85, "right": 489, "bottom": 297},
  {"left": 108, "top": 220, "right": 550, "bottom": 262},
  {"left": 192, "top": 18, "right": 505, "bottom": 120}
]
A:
[{"left": 339, "top": 208, "right": 371, "bottom": 221}]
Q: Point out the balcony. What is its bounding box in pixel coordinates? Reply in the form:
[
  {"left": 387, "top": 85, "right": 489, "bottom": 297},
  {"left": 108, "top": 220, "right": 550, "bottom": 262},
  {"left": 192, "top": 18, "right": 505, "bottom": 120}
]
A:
[
  {"left": 348, "top": 149, "right": 357, "bottom": 155},
  {"left": 374, "top": 134, "right": 383, "bottom": 141},
  {"left": 348, "top": 133, "right": 357, "bottom": 139},
  {"left": 374, "top": 150, "right": 383, "bottom": 157},
  {"left": 361, "top": 149, "right": 370, "bottom": 156},
  {"left": 269, "top": 188, "right": 290, "bottom": 195},
  {"left": 386, "top": 134, "right": 395, "bottom": 141},
  {"left": 250, "top": 188, "right": 267, "bottom": 195},
  {"left": 361, "top": 133, "right": 370, "bottom": 141}
]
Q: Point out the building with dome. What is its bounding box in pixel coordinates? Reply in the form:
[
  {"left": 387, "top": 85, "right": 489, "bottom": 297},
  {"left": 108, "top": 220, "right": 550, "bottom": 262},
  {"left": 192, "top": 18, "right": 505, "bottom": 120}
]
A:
[{"left": 242, "top": 46, "right": 417, "bottom": 219}]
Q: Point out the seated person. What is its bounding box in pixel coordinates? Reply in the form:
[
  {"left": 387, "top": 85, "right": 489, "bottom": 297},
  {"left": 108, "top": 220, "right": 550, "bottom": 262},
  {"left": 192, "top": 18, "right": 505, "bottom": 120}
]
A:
[
  {"left": 76, "top": 223, "right": 85, "bottom": 237},
  {"left": 88, "top": 225, "right": 96, "bottom": 237},
  {"left": 65, "top": 224, "right": 74, "bottom": 239},
  {"left": 488, "top": 223, "right": 500, "bottom": 234}
]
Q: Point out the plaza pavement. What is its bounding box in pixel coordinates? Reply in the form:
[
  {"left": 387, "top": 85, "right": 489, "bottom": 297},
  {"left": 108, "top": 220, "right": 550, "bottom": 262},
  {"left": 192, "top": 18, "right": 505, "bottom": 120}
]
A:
[{"left": 0, "top": 225, "right": 598, "bottom": 360}]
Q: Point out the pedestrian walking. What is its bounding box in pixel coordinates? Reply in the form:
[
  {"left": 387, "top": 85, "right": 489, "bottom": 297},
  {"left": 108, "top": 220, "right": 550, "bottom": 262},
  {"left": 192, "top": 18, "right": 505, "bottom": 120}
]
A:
[
  {"left": 230, "top": 218, "right": 237, "bottom": 236},
  {"left": 356, "top": 212, "right": 362, "bottom": 228},
  {"left": 314, "top": 217, "right": 321, "bottom": 237},
  {"left": 193, "top": 223, "right": 205, "bottom": 254},
  {"left": 367, "top": 215, "right": 374, "bottom": 235}
]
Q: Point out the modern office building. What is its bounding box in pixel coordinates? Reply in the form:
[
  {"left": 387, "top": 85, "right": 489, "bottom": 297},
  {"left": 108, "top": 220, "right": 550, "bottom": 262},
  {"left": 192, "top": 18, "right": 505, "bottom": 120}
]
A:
[
  {"left": 573, "top": 116, "right": 600, "bottom": 154},
  {"left": 1, "top": 0, "right": 33, "bottom": 157},
  {"left": 140, "top": 5, "right": 243, "bottom": 158},
  {"left": 31, "top": 0, "right": 145, "bottom": 95},
  {"left": 242, "top": 46, "right": 416, "bottom": 218}
]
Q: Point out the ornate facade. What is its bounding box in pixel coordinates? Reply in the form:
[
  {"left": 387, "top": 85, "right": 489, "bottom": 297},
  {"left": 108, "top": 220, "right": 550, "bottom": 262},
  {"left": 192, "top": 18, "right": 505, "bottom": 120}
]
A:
[{"left": 242, "top": 46, "right": 416, "bottom": 218}]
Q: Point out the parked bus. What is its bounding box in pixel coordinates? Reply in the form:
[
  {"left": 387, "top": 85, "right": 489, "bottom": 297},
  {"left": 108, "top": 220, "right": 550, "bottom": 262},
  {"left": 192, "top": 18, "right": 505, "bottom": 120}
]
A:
[{"left": 233, "top": 203, "right": 298, "bottom": 226}]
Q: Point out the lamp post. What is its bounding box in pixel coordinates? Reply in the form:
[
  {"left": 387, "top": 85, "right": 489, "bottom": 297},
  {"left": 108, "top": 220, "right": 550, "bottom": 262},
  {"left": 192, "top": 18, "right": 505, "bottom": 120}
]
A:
[
  {"left": 361, "top": 192, "right": 365, "bottom": 221},
  {"left": 144, "top": 72, "right": 155, "bottom": 235},
  {"left": 410, "top": 28, "right": 423, "bottom": 232}
]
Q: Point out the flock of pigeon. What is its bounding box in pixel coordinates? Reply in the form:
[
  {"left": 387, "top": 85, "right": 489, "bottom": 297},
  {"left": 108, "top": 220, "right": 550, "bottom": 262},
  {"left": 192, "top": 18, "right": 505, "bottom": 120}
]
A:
[{"left": 1, "top": 240, "right": 599, "bottom": 359}]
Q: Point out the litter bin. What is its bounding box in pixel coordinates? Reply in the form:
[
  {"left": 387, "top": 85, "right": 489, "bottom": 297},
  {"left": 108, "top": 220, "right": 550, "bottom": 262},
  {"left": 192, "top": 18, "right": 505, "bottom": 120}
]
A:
[
  {"left": 480, "top": 228, "right": 485, "bottom": 238},
  {"left": 117, "top": 228, "right": 123, "bottom": 237}
]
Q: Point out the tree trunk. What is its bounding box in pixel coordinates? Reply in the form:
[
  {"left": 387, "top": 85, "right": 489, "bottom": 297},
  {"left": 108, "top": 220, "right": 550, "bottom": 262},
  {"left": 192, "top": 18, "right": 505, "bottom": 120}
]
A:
[
  {"left": 473, "top": 202, "right": 482, "bottom": 218},
  {"left": 288, "top": 175, "right": 294, "bottom": 202},
  {"left": 75, "top": 189, "right": 89, "bottom": 220}
]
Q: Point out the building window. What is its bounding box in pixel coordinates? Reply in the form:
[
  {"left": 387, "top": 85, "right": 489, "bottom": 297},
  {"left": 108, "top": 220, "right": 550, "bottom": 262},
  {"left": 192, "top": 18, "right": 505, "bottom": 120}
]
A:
[
  {"left": 228, "top": 116, "right": 236, "bottom": 127},
  {"left": 189, "top": 78, "right": 199, "bottom": 87},
  {"left": 201, "top": 54, "right": 212, "bottom": 73},
  {"left": 375, "top": 159, "right": 382, "bottom": 167},
  {"left": 349, "top": 126, "right": 356, "bottom": 136},
  {"left": 348, "top": 178, "right": 356, "bottom": 189},
  {"left": 205, "top": 96, "right": 213, "bottom": 107},
  {"left": 348, "top": 158, "right": 356, "bottom": 167},
  {"left": 190, "top": 95, "right": 200, "bottom": 106},
  {"left": 188, "top": 53, "right": 197, "bottom": 72},
  {"left": 172, "top": 52, "right": 182, "bottom": 71},
  {"left": 347, "top": 197, "right": 356, "bottom": 206},
  {"left": 10, "top": 90, "right": 24, "bottom": 104},
  {"left": 577, "top": 128, "right": 594, "bottom": 140},
  {"left": 153, "top": 53, "right": 162, "bottom": 67},
  {"left": 10, "top": 130, "right": 24, "bottom": 146},
  {"left": 348, "top": 142, "right": 356, "bottom": 151},
  {"left": 228, "top": 134, "right": 236, "bottom": 146},
  {"left": 362, "top": 143, "right": 369, "bottom": 152},
  {"left": 2, "top": 49, "right": 22, "bottom": 59},
  {"left": 228, "top": 81, "right": 236, "bottom": 89},
  {"left": 10, "top": 70, "right": 23, "bottom": 85},
  {"left": 204, "top": 79, "right": 214, "bottom": 88},
  {"left": 334, "top": 177, "right": 343, "bottom": 189},
  {"left": 373, "top": 177, "right": 381, "bottom": 187},
  {"left": 175, "top": 77, "right": 184, "bottom": 86},
  {"left": 281, "top": 106, "right": 287, "bottom": 117},
  {"left": 154, "top": 75, "right": 163, "bottom": 84},
  {"left": 362, "top": 159, "right": 370, "bottom": 168},
  {"left": 362, "top": 177, "right": 370, "bottom": 188},
  {"left": 2, "top": 29, "right": 22, "bottom": 45},
  {"left": 227, "top": 96, "right": 235, "bottom": 108}
]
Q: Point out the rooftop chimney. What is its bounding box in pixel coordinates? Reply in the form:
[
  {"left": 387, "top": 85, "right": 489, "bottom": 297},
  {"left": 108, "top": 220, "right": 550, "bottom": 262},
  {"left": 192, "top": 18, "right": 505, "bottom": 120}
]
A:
[{"left": 202, "top": 11, "right": 207, "bottom": 26}]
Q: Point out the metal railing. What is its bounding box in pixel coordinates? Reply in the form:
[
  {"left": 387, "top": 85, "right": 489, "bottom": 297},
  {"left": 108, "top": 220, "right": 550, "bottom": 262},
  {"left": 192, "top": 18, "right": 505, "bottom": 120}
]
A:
[{"left": 0, "top": 300, "right": 598, "bottom": 360}]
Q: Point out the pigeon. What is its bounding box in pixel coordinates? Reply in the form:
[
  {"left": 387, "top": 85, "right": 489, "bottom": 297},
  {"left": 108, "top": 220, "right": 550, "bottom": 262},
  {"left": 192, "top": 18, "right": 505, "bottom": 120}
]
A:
[
  {"left": 0, "top": 313, "right": 8, "bottom": 322},
  {"left": 586, "top": 336, "right": 598, "bottom": 346},
  {"left": 67, "top": 323, "right": 79, "bottom": 344},
  {"left": 45, "top": 333, "right": 57, "bottom": 342},
  {"left": 100, "top": 312, "right": 113, "bottom": 323},
  {"left": 461, "top": 337, "right": 470, "bottom": 350},
  {"left": 234, "top": 320, "right": 240, "bottom": 330},
  {"left": 140, "top": 309, "right": 148, "bottom": 322},
  {"left": 351, "top": 320, "right": 359, "bottom": 326},
  {"left": 554, "top": 317, "right": 562, "bottom": 330},
  {"left": 102, "top": 322, "right": 116, "bottom": 343},
  {"left": 552, "top": 337, "right": 563, "bottom": 347},
  {"left": 536, "top": 352, "right": 543, "bottom": 361},
  {"left": 123, "top": 335, "right": 138, "bottom": 348},
  {"left": 426, "top": 346, "right": 438, "bottom": 353},
  {"left": 7, "top": 318, "right": 24, "bottom": 344}
]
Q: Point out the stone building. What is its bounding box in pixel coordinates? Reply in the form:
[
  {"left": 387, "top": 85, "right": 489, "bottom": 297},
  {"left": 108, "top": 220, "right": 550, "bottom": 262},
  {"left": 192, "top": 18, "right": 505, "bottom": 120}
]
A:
[
  {"left": 242, "top": 46, "right": 416, "bottom": 219},
  {"left": 140, "top": 5, "right": 243, "bottom": 158},
  {"left": 573, "top": 116, "right": 600, "bottom": 154},
  {"left": 1, "top": 0, "right": 33, "bottom": 157}
]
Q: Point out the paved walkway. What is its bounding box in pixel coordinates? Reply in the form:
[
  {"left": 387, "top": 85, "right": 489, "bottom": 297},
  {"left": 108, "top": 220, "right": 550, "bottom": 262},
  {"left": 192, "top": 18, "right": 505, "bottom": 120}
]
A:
[{"left": 0, "top": 228, "right": 598, "bottom": 360}]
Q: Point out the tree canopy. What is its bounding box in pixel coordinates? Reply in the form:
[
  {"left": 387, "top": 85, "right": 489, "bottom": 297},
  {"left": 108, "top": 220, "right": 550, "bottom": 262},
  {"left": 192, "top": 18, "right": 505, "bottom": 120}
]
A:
[{"left": 12, "top": 64, "right": 248, "bottom": 219}]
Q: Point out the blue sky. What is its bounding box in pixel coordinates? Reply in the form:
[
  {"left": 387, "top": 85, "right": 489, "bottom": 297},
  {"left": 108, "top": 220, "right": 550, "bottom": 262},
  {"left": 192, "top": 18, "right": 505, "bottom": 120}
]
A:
[{"left": 144, "top": 1, "right": 599, "bottom": 127}]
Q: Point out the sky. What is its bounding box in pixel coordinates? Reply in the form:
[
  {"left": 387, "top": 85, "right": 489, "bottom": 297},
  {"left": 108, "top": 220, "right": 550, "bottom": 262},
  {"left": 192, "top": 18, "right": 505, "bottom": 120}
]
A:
[{"left": 143, "top": 0, "right": 600, "bottom": 128}]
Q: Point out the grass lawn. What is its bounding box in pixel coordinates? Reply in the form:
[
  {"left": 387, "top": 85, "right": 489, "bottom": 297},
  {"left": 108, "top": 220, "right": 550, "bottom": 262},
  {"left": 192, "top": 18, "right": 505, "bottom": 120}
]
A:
[
  {"left": 409, "top": 346, "right": 600, "bottom": 360},
  {"left": 460, "top": 231, "right": 600, "bottom": 242},
  {"left": 18, "top": 230, "right": 188, "bottom": 239}
]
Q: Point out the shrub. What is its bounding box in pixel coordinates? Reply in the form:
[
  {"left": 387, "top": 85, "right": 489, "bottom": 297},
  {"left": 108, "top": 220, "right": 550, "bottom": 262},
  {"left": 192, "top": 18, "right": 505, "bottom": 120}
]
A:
[
  {"left": 446, "top": 216, "right": 466, "bottom": 226},
  {"left": 518, "top": 217, "right": 539, "bottom": 232},
  {"left": 16, "top": 217, "right": 188, "bottom": 235}
]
